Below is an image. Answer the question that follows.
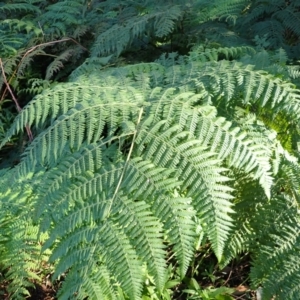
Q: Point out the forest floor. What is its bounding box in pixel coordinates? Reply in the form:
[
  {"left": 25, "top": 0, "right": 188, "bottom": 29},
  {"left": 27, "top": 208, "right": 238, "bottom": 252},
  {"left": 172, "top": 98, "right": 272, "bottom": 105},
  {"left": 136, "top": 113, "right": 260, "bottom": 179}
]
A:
[
  {"left": 174, "top": 253, "right": 258, "bottom": 300},
  {"left": 0, "top": 253, "right": 258, "bottom": 299}
]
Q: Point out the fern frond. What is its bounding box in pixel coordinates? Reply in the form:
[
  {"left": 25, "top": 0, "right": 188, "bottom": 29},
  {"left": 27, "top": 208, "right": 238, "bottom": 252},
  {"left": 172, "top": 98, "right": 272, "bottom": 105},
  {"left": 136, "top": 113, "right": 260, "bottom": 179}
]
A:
[
  {"left": 250, "top": 195, "right": 300, "bottom": 300},
  {"left": 189, "top": 106, "right": 273, "bottom": 197},
  {"left": 50, "top": 220, "right": 144, "bottom": 299},
  {"left": 0, "top": 82, "right": 143, "bottom": 147},
  {"left": 242, "top": 1, "right": 279, "bottom": 25},
  {"left": 70, "top": 264, "right": 118, "bottom": 300},
  {"left": 91, "top": 7, "right": 182, "bottom": 57},
  {"left": 0, "top": 18, "right": 42, "bottom": 36},
  {"left": 38, "top": 0, "right": 85, "bottom": 36},
  {"left": 3, "top": 33, "right": 300, "bottom": 298},
  {"left": 20, "top": 78, "right": 52, "bottom": 96},
  {"left": 191, "top": 45, "right": 256, "bottom": 62},
  {"left": 253, "top": 20, "right": 284, "bottom": 48},
  {"left": 206, "top": 0, "right": 248, "bottom": 23},
  {"left": 220, "top": 175, "right": 266, "bottom": 267},
  {"left": 34, "top": 143, "right": 105, "bottom": 219},
  {"left": 0, "top": 3, "right": 40, "bottom": 14},
  {"left": 275, "top": 8, "right": 300, "bottom": 38},
  {"left": 0, "top": 182, "right": 50, "bottom": 299},
  {"left": 4, "top": 221, "right": 41, "bottom": 299},
  {"left": 110, "top": 196, "right": 167, "bottom": 291},
  {"left": 135, "top": 110, "right": 234, "bottom": 259},
  {"left": 239, "top": 0, "right": 300, "bottom": 57},
  {"left": 95, "top": 222, "right": 144, "bottom": 300},
  {"left": 153, "top": 53, "right": 300, "bottom": 120},
  {"left": 11, "top": 99, "right": 141, "bottom": 179},
  {"left": 45, "top": 48, "right": 75, "bottom": 80},
  {"left": 153, "top": 195, "right": 197, "bottom": 278}
]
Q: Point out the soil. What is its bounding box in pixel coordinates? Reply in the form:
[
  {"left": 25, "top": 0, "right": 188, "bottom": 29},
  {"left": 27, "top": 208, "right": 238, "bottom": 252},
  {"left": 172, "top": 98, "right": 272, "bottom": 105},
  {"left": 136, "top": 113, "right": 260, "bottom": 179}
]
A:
[
  {"left": 0, "top": 280, "right": 57, "bottom": 300},
  {"left": 27, "top": 283, "right": 57, "bottom": 300}
]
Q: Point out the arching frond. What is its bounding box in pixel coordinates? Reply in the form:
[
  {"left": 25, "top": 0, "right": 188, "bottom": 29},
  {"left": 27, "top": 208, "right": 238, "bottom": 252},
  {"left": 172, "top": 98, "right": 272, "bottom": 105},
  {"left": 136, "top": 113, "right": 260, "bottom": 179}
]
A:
[{"left": 91, "top": 7, "right": 182, "bottom": 57}]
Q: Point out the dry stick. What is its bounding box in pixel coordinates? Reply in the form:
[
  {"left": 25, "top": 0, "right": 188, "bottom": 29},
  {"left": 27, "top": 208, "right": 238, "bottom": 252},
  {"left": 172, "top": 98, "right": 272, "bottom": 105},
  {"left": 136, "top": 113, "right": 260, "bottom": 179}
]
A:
[
  {"left": 20, "top": 37, "right": 89, "bottom": 61},
  {"left": 0, "top": 38, "right": 88, "bottom": 141},
  {"left": 223, "top": 260, "right": 234, "bottom": 286},
  {"left": 0, "top": 58, "right": 33, "bottom": 142},
  {"left": 0, "top": 37, "right": 89, "bottom": 102}
]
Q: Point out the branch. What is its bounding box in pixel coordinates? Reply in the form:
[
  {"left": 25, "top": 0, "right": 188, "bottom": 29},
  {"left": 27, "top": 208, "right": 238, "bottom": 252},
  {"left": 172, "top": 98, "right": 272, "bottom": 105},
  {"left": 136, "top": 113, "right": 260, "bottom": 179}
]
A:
[
  {"left": 0, "top": 58, "right": 33, "bottom": 142},
  {"left": 0, "top": 37, "right": 89, "bottom": 102}
]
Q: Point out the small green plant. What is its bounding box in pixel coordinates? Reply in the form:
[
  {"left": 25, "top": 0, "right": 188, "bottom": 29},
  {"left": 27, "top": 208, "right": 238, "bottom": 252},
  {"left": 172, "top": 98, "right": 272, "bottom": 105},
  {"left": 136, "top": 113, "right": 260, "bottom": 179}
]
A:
[
  {"left": 183, "top": 278, "right": 234, "bottom": 300},
  {"left": 142, "top": 264, "right": 181, "bottom": 300}
]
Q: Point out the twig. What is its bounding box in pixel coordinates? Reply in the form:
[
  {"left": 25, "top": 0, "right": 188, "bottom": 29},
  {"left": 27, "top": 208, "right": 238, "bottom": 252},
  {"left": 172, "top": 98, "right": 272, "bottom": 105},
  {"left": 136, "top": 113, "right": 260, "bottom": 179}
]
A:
[
  {"left": 0, "top": 37, "right": 89, "bottom": 102},
  {"left": 223, "top": 260, "right": 234, "bottom": 286},
  {"left": 21, "top": 37, "right": 89, "bottom": 58},
  {"left": 0, "top": 58, "right": 33, "bottom": 142}
]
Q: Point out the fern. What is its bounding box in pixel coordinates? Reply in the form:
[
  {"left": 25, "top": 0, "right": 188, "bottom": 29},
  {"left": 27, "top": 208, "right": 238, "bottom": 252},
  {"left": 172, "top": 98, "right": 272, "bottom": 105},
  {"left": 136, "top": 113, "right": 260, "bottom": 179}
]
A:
[
  {"left": 237, "top": 0, "right": 300, "bottom": 57},
  {"left": 1, "top": 42, "right": 299, "bottom": 298},
  {"left": 91, "top": 7, "right": 182, "bottom": 57},
  {"left": 0, "top": 174, "right": 50, "bottom": 299},
  {"left": 249, "top": 193, "right": 300, "bottom": 299},
  {"left": 2, "top": 1, "right": 300, "bottom": 299},
  {"left": 45, "top": 48, "right": 76, "bottom": 80},
  {"left": 0, "top": 2, "right": 40, "bottom": 14}
]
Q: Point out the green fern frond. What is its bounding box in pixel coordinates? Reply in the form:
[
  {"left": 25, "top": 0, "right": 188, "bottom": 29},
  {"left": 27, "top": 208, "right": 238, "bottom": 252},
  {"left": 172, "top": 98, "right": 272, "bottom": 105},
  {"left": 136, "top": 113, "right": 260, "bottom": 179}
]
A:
[
  {"left": 0, "top": 19, "right": 42, "bottom": 36},
  {"left": 3, "top": 37, "right": 300, "bottom": 298},
  {"left": 11, "top": 100, "right": 141, "bottom": 178},
  {"left": 198, "top": 0, "right": 247, "bottom": 23},
  {"left": 242, "top": 1, "right": 278, "bottom": 25},
  {"left": 4, "top": 1, "right": 300, "bottom": 299},
  {"left": 250, "top": 195, "right": 300, "bottom": 300},
  {"left": 135, "top": 110, "right": 234, "bottom": 259},
  {"left": 153, "top": 53, "right": 300, "bottom": 119},
  {"left": 0, "top": 82, "right": 143, "bottom": 147},
  {"left": 37, "top": 0, "right": 85, "bottom": 36},
  {"left": 20, "top": 78, "right": 52, "bottom": 96},
  {"left": 220, "top": 175, "right": 266, "bottom": 267},
  {"left": 34, "top": 143, "right": 105, "bottom": 218},
  {"left": 4, "top": 221, "right": 41, "bottom": 299},
  {"left": 45, "top": 48, "right": 75, "bottom": 80},
  {"left": 253, "top": 20, "right": 284, "bottom": 47},
  {"left": 111, "top": 197, "right": 167, "bottom": 290},
  {"left": 121, "top": 157, "right": 197, "bottom": 277},
  {"left": 277, "top": 158, "right": 300, "bottom": 203},
  {"left": 275, "top": 8, "right": 300, "bottom": 38},
  {"left": 188, "top": 106, "right": 273, "bottom": 197},
  {"left": 68, "top": 264, "right": 118, "bottom": 300},
  {"left": 0, "top": 3, "right": 40, "bottom": 14},
  {"left": 191, "top": 45, "right": 256, "bottom": 62},
  {"left": 54, "top": 220, "right": 144, "bottom": 299},
  {"left": 91, "top": 7, "right": 182, "bottom": 57},
  {"left": 0, "top": 182, "right": 50, "bottom": 299},
  {"left": 95, "top": 222, "right": 143, "bottom": 299},
  {"left": 239, "top": 0, "right": 300, "bottom": 57}
]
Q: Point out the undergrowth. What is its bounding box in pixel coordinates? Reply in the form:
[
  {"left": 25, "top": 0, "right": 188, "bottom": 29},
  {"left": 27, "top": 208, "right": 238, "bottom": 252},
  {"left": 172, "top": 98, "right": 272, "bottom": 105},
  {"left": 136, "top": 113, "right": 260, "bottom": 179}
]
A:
[{"left": 1, "top": 1, "right": 300, "bottom": 299}]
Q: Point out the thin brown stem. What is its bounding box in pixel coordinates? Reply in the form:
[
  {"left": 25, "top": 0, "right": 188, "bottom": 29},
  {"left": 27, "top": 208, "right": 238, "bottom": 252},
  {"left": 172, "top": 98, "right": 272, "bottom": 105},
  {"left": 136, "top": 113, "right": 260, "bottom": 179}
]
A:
[
  {"left": 0, "top": 37, "right": 89, "bottom": 102},
  {"left": 0, "top": 58, "right": 33, "bottom": 142}
]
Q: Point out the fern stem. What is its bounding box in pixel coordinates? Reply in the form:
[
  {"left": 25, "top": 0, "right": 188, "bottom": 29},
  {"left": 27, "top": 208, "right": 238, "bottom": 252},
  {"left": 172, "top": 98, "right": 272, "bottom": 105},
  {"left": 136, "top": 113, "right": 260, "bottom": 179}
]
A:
[{"left": 106, "top": 107, "right": 144, "bottom": 217}]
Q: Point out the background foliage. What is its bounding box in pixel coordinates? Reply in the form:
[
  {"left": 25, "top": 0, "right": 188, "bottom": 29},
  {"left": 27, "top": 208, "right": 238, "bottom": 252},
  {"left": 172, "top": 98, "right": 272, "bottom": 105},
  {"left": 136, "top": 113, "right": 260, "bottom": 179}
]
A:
[{"left": 1, "top": 0, "right": 300, "bottom": 299}]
